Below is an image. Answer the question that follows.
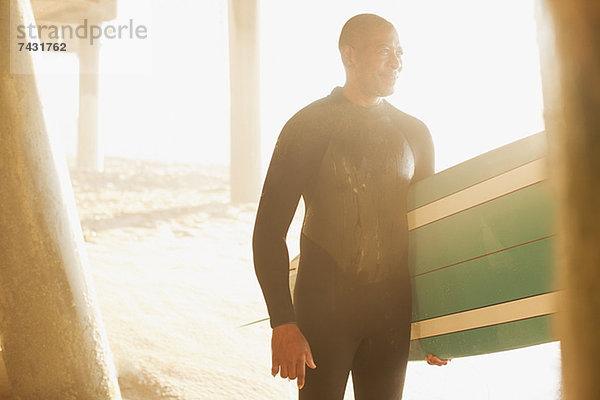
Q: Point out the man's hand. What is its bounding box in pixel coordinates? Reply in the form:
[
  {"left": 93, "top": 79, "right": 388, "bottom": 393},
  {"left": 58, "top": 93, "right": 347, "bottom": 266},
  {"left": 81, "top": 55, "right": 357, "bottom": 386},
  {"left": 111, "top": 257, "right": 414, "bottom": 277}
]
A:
[
  {"left": 271, "top": 323, "right": 317, "bottom": 389},
  {"left": 426, "top": 353, "right": 451, "bottom": 366}
]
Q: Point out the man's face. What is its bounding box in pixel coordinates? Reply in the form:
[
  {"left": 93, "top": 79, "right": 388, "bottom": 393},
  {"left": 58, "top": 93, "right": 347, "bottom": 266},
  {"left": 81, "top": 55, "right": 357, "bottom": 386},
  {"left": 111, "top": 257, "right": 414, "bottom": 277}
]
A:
[{"left": 352, "top": 25, "right": 403, "bottom": 98}]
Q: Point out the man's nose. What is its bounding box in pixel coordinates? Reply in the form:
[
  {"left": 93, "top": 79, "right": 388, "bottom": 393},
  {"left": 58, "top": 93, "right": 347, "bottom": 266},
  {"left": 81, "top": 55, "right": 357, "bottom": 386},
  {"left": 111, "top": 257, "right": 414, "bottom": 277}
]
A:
[{"left": 388, "top": 54, "right": 402, "bottom": 71}]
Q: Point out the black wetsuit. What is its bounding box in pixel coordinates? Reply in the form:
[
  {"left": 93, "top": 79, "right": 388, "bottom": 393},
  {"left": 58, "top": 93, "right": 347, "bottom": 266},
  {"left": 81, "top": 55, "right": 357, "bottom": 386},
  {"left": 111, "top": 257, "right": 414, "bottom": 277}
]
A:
[{"left": 253, "top": 87, "right": 434, "bottom": 399}]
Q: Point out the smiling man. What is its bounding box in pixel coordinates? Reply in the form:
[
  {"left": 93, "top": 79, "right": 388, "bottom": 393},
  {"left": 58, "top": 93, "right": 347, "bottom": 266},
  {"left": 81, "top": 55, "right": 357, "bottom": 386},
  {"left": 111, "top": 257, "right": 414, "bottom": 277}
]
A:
[{"left": 253, "top": 14, "right": 441, "bottom": 399}]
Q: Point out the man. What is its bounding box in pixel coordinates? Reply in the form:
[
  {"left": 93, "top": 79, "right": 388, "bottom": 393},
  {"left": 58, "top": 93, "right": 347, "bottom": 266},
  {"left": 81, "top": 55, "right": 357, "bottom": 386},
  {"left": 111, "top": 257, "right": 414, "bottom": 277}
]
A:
[{"left": 253, "top": 14, "right": 445, "bottom": 399}]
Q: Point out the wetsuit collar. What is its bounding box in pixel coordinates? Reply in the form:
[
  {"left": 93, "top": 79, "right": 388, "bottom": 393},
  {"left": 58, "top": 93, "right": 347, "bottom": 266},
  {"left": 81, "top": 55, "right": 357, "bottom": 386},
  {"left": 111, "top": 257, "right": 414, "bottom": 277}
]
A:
[{"left": 330, "top": 86, "right": 389, "bottom": 119}]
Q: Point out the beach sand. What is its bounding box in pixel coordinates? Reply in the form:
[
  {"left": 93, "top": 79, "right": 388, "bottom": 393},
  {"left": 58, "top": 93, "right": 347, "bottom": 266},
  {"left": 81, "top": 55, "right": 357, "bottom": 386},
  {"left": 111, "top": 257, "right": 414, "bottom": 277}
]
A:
[{"left": 70, "top": 158, "right": 561, "bottom": 400}]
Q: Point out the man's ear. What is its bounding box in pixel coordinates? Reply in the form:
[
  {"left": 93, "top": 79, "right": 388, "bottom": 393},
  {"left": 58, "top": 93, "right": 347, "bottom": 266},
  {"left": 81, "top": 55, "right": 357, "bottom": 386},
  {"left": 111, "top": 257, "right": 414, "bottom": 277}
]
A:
[{"left": 340, "top": 45, "right": 355, "bottom": 68}]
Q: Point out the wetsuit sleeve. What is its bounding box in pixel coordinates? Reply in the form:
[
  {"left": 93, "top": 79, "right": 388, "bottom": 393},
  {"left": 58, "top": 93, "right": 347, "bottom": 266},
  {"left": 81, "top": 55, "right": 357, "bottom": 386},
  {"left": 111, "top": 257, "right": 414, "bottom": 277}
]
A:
[
  {"left": 405, "top": 119, "right": 435, "bottom": 182},
  {"left": 252, "top": 116, "right": 310, "bottom": 328}
]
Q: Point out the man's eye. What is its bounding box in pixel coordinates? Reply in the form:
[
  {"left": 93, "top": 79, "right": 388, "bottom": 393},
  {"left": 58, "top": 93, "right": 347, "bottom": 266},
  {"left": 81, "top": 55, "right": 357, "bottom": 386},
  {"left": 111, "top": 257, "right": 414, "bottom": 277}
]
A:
[{"left": 379, "top": 48, "right": 402, "bottom": 58}]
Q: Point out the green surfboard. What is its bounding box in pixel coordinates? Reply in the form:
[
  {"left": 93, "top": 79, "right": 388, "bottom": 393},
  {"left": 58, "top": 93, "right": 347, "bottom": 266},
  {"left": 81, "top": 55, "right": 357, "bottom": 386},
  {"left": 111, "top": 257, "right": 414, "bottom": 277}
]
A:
[
  {"left": 406, "top": 131, "right": 558, "bottom": 360},
  {"left": 289, "top": 132, "right": 558, "bottom": 360}
]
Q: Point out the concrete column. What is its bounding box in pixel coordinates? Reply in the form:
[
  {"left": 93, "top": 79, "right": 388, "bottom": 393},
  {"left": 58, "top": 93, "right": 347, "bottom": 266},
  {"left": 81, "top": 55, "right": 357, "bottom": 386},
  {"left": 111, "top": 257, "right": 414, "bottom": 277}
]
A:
[
  {"left": 77, "top": 36, "right": 103, "bottom": 171},
  {"left": 0, "top": 1, "right": 121, "bottom": 399},
  {"left": 537, "top": 1, "right": 600, "bottom": 398},
  {"left": 228, "top": 0, "right": 261, "bottom": 202}
]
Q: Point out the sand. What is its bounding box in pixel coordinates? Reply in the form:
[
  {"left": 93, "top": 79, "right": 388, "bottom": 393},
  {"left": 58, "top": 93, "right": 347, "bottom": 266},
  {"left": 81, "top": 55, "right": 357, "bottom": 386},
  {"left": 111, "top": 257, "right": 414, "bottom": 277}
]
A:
[
  {"left": 71, "top": 158, "right": 298, "bottom": 399},
  {"left": 70, "top": 158, "right": 561, "bottom": 400}
]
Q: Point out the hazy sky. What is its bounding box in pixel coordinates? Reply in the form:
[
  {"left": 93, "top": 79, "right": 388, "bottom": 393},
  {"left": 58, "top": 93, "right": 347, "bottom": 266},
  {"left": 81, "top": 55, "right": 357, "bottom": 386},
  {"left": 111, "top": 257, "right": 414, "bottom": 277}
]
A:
[{"left": 36, "top": 0, "right": 544, "bottom": 173}]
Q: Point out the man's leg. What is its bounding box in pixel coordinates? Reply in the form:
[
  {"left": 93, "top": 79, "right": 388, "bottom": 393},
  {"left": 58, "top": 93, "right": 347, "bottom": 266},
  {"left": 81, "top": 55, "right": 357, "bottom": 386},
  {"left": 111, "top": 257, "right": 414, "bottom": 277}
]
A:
[
  {"left": 297, "top": 324, "right": 357, "bottom": 400},
  {"left": 350, "top": 280, "right": 412, "bottom": 400},
  {"left": 295, "top": 234, "right": 362, "bottom": 399},
  {"left": 295, "top": 271, "right": 362, "bottom": 400},
  {"left": 350, "top": 324, "right": 411, "bottom": 400}
]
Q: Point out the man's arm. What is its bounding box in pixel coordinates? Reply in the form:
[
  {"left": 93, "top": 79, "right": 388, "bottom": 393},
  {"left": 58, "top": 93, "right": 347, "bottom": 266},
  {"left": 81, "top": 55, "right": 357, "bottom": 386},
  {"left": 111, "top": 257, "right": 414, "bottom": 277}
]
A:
[
  {"left": 252, "top": 114, "right": 322, "bottom": 388},
  {"left": 253, "top": 117, "right": 305, "bottom": 328},
  {"left": 408, "top": 118, "right": 435, "bottom": 183},
  {"left": 407, "top": 121, "right": 452, "bottom": 366},
  {"left": 395, "top": 113, "right": 448, "bottom": 366},
  {"left": 388, "top": 107, "right": 435, "bottom": 182},
  {"left": 253, "top": 102, "right": 333, "bottom": 326}
]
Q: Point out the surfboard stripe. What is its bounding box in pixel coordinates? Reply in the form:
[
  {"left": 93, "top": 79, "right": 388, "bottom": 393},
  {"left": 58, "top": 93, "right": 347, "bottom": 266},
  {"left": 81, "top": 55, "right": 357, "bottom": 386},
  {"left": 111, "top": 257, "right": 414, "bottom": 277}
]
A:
[
  {"left": 411, "top": 234, "right": 555, "bottom": 278},
  {"left": 408, "top": 159, "right": 546, "bottom": 230},
  {"left": 408, "top": 132, "right": 547, "bottom": 209},
  {"left": 410, "top": 291, "right": 559, "bottom": 340},
  {"left": 408, "top": 314, "right": 556, "bottom": 361},
  {"left": 409, "top": 183, "right": 555, "bottom": 282}
]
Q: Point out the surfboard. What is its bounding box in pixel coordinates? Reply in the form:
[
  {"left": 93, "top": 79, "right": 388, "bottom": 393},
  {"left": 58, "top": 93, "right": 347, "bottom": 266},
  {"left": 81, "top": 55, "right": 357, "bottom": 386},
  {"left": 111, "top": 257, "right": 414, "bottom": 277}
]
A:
[
  {"left": 406, "top": 131, "right": 558, "bottom": 360},
  {"left": 289, "top": 131, "right": 558, "bottom": 360}
]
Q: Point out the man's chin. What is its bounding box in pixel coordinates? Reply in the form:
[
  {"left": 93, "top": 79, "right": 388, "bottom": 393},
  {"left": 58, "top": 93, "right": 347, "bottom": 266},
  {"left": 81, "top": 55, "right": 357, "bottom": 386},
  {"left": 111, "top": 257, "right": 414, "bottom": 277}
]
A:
[{"left": 377, "top": 86, "right": 395, "bottom": 98}]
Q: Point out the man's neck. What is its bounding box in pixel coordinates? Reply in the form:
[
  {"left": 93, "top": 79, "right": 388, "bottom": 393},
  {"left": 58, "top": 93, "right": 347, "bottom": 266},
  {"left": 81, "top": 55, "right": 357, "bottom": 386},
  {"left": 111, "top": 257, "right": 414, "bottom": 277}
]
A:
[{"left": 341, "top": 84, "right": 382, "bottom": 107}]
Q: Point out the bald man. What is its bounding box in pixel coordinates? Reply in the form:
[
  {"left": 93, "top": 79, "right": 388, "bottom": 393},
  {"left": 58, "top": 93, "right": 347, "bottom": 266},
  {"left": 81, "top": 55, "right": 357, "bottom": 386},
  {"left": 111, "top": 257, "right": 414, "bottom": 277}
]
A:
[{"left": 253, "top": 14, "right": 443, "bottom": 399}]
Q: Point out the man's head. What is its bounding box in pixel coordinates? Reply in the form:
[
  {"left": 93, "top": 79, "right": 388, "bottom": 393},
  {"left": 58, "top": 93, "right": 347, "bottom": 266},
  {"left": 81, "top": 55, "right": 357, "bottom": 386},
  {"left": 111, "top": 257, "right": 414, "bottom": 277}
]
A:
[{"left": 339, "top": 14, "right": 403, "bottom": 103}]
